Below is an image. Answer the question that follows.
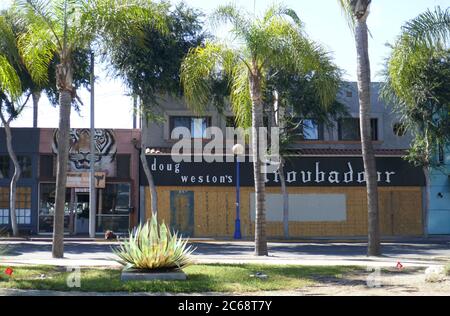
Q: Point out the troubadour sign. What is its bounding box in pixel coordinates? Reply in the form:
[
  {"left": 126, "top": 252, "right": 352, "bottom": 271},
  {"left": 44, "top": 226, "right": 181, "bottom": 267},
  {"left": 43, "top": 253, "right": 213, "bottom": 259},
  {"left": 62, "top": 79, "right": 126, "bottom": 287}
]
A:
[{"left": 141, "top": 155, "right": 425, "bottom": 187}]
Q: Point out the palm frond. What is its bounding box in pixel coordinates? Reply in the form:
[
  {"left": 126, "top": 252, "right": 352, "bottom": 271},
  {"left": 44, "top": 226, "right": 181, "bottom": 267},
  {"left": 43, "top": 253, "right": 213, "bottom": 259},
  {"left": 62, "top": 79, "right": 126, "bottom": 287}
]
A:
[
  {"left": 263, "top": 3, "right": 302, "bottom": 27},
  {"left": 181, "top": 41, "right": 237, "bottom": 114},
  {"left": 211, "top": 4, "right": 251, "bottom": 41},
  {"left": 230, "top": 61, "right": 252, "bottom": 128},
  {"left": 0, "top": 55, "right": 22, "bottom": 100},
  {"left": 337, "top": 0, "right": 355, "bottom": 31},
  {"left": 0, "top": 15, "right": 21, "bottom": 68},
  {"left": 17, "top": 23, "right": 55, "bottom": 84},
  {"left": 401, "top": 6, "right": 450, "bottom": 48},
  {"left": 14, "top": 0, "right": 64, "bottom": 50}
]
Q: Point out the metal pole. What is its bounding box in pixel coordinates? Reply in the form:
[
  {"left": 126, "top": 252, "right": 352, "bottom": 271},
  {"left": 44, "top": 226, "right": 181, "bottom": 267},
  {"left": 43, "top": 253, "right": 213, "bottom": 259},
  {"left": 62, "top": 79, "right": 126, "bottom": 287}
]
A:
[
  {"left": 89, "top": 50, "right": 96, "bottom": 238},
  {"left": 132, "top": 95, "right": 137, "bottom": 129},
  {"left": 234, "top": 157, "right": 242, "bottom": 239}
]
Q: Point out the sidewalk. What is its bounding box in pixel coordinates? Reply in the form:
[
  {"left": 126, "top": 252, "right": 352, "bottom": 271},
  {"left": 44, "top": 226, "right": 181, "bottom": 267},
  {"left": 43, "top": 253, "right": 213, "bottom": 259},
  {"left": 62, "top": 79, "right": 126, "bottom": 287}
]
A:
[{"left": 1, "top": 240, "right": 449, "bottom": 268}]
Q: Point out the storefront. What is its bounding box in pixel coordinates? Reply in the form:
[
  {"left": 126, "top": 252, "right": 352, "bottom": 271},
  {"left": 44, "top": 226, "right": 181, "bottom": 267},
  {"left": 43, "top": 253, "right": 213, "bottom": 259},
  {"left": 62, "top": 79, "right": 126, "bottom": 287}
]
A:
[
  {"left": 37, "top": 128, "right": 141, "bottom": 235},
  {"left": 141, "top": 154, "right": 426, "bottom": 238},
  {"left": 0, "top": 128, "right": 39, "bottom": 234}
]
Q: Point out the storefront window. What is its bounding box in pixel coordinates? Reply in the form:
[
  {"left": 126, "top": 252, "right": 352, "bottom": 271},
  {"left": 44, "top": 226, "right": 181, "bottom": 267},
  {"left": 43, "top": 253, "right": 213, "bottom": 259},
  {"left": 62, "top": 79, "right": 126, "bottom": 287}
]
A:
[
  {"left": 96, "top": 183, "right": 131, "bottom": 233},
  {"left": 38, "top": 183, "right": 71, "bottom": 233},
  {"left": 0, "top": 156, "right": 9, "bottom": 179},
  {"left": 0, "top": 187, "right": 9, "bottom": 225},
  {"left": 0, "top": 187, "right": 32, "bottom": 225},
  {"left": 18, "top": 156, "right": 32, "bottom": 178}
]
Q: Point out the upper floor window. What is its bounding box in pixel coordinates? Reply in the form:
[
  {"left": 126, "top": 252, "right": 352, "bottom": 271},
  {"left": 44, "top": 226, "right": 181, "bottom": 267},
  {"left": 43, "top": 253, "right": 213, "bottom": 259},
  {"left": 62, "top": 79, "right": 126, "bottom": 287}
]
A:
[
  {"left": 169, "top": 116, "right": 211, "bottom": 139},
  {"left": 338, "top": 118, "right": 378, "bottom": 141},
  {"left": 18, "top": 155, "right": 32, "bottom": 178},
  {"left": 289, "top": 118, "right": 324, "bottom": 141},
  {"left": 0, "top": 156, "right": 9, "bottom": 179}
]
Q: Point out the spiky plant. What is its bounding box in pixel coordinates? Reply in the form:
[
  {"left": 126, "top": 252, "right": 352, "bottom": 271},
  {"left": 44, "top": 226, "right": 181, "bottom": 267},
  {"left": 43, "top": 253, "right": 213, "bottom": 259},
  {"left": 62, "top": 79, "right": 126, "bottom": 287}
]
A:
[
  {"left": 112, "top": 215, "right": 196, "bottom": 271},
  {"left": 0, "top": 228, "right": 8, "bottom": 255}
]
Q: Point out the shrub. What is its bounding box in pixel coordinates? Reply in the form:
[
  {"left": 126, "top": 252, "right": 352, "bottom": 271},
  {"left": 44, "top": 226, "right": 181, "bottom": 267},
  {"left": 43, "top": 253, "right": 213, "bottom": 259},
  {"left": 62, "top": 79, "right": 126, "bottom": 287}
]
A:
[{"left": 112, "top": 215, "right": 195, "bottom": 271}]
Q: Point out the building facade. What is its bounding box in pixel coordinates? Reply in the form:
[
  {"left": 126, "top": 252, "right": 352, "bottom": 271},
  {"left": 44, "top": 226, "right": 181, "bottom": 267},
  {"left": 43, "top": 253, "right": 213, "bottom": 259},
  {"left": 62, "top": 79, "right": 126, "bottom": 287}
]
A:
[
  {"left": 0, "top": 128, "right": 141, "bottom": 235},
  {"left": 139, "top": 82, "right": 437, "bottom": 238}
]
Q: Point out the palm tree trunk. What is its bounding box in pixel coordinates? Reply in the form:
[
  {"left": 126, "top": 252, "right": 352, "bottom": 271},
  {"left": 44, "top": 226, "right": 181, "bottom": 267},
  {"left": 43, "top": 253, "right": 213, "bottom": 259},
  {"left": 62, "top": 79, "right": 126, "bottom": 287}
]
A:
[
  {"left": 0, "top": 118, "right": 20, "bottom": 237},
  {"left": 422, "top": 166, "right": 430, "bottom": 237},
  {"left": 140, "top": 147, "right": 158, "bottom": 216},
  {"left": 52, "top": 89, "right": 72, "bottom": 258},
  {"left": 140, "top": 109, "right": 158, "bottom": 217},
  {"left": 32, "top": 91, "right": 41, "bottom": 128},
  {"left": 355, "top": 17, "right": 381, "bottom": 256},
  {"left": 279, "top": 159, "right": 289, "bottom": 239},
  {"left": 249, "top": 69, "right": 268, "bottom": 256}
]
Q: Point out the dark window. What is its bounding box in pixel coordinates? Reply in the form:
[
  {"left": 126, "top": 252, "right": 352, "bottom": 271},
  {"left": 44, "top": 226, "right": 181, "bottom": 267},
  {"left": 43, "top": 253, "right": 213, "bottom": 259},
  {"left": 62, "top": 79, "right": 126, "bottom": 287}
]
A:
[
  {"left": 0, "top": 156, "right": 9, "bottom": 179},
  {"left": 338, "top": 118, "right": 378, "bottom": 141},
  {"left": 289, "top": 118, "right": 324, "bottom": 140},
  {"left": 101, "top": 183, "right": 131, "bottom": 214},
  {"left": 18, "top": 155, "right": 32, "bottom": 178},
  {"left": 346, "top": 91, "right": 353, "bottom": 97},
  {"left": 116, "top": 154, "right": 131, "bottom": 179},
  {"left": 38, "top": 183, "right": 71, "bottom": 233},
  {"left": 169, "top": 116, "right": 211, "bottom": 139},
  {"left": 39, "top": 155, "right": 54, "bottom": 178}
]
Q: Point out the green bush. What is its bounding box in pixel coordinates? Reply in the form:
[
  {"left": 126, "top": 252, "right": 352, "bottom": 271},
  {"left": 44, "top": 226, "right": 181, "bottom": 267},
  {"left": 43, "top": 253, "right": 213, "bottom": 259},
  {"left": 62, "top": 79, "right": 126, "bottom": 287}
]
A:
[{"left": 112, "top": 215, "right": 195, "bottom": 271}]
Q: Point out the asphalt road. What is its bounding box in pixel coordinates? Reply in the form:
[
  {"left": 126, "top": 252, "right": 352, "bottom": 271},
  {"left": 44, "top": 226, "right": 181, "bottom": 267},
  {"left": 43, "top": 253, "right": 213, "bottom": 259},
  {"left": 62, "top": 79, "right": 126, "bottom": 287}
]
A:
[{"left": 1, "top": 239, "right": 449, "bottom": 265}]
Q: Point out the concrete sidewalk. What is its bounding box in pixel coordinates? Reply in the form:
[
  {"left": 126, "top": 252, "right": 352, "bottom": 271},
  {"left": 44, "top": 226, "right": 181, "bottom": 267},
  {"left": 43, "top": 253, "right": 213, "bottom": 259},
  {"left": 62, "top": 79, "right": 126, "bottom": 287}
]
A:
[{"left": 1, "top": 240, "right": 449, "bottom": 268}]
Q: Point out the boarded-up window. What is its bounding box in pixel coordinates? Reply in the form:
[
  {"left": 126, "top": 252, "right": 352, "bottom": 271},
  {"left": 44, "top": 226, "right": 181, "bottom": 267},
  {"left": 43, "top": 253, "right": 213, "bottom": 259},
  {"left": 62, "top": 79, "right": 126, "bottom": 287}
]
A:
[{"left": 250, "top": 193, "right": 347, "bottom": 222}]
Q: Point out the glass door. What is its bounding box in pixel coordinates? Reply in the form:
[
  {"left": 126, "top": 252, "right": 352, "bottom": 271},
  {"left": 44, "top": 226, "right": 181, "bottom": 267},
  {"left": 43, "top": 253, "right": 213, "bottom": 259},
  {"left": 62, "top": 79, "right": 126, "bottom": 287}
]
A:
[{"left": 75, "top": 193, "right": 90, "bottom": 234}]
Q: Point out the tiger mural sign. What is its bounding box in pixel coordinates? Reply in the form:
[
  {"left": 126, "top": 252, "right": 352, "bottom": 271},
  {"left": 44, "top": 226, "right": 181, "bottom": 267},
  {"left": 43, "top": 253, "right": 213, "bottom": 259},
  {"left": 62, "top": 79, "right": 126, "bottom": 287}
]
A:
[{"left": 52, "top": 129, "right": 117, "bottom": 176}]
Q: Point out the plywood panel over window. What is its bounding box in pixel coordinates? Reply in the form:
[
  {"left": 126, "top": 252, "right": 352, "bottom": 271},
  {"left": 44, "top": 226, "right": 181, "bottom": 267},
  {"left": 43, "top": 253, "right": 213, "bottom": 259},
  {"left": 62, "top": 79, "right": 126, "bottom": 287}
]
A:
[{"left": 144, "top": 186, "right": 423, "bottom": 238}]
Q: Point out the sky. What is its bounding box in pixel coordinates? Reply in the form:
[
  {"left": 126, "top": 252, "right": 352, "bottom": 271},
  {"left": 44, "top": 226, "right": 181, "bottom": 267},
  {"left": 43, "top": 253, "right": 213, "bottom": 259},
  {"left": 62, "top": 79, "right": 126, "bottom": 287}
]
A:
[{"left": 0, "top": 0, "right": 448, "bottom": 129}]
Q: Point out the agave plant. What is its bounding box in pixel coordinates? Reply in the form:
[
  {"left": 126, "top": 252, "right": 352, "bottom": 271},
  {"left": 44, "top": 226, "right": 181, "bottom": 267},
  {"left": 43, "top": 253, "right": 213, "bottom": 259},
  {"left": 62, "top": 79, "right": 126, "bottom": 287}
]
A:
[
  {"left": 112, "top": 215, "right": 196, "bottom": 271},
  {"left": 0, "top": 228, "right": 8, "bottom": 255}
]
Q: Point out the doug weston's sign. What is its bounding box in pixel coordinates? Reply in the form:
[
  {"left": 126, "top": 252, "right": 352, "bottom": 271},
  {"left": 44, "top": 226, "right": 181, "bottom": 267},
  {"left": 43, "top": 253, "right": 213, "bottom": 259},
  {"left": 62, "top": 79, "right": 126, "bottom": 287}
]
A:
[{"left": 140, "top": 155, "right": 425, "bottom": 187}]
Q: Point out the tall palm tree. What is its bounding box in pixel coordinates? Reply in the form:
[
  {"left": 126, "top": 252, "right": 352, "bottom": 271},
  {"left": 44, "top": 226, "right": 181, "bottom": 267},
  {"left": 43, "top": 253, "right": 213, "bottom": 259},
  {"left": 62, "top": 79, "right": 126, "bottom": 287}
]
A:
[
  {"left": 381, "top": 6, "right": 450, "bottom": 237},
  {"left": 338, "top": 0, "right": 380, "bottom": 256},
  {"left": 14, "top": 0, "right": 166, "bottom": 258},
  {"left": 0, "top": 11, "right": 44, "bottom": 237},
  {"left": 181, "top": 4, "right": 337, "bottom": 256}
]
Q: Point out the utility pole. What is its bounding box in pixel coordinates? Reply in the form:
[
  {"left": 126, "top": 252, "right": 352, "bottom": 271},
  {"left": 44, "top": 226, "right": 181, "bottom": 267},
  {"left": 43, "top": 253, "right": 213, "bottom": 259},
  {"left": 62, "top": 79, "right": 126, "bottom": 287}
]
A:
[{"left": 89, "top": 50, "right": 96, "bottom": 238}]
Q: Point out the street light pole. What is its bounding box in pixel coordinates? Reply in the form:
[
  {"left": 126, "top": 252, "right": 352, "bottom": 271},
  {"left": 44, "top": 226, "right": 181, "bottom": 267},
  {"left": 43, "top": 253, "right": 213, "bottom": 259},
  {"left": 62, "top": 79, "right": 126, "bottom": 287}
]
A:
[
  {"left": 89, "top": 50, "right": 96, "bottom": 238},
  {"left": 232, "top": 144, "right": 244, "bottom": 239}
]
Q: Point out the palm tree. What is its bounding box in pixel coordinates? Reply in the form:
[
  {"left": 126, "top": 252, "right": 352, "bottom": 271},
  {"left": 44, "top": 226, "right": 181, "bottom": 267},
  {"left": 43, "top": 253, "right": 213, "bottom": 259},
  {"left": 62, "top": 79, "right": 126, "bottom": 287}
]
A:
[
  {"left": 338, "top": 0, "right": 380, "bottom": 256},
  {"left": 381, "top": 6, "right": 450, "bottom": 237},
  {"left": 181, "top": 4, "right": 337, "bottom": 255},
  {"left": 14, "top": 0, "right": 166, "bottom": 258},
  {"left": 0, "top": 11, "right": 44, "bottom": 237}
]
